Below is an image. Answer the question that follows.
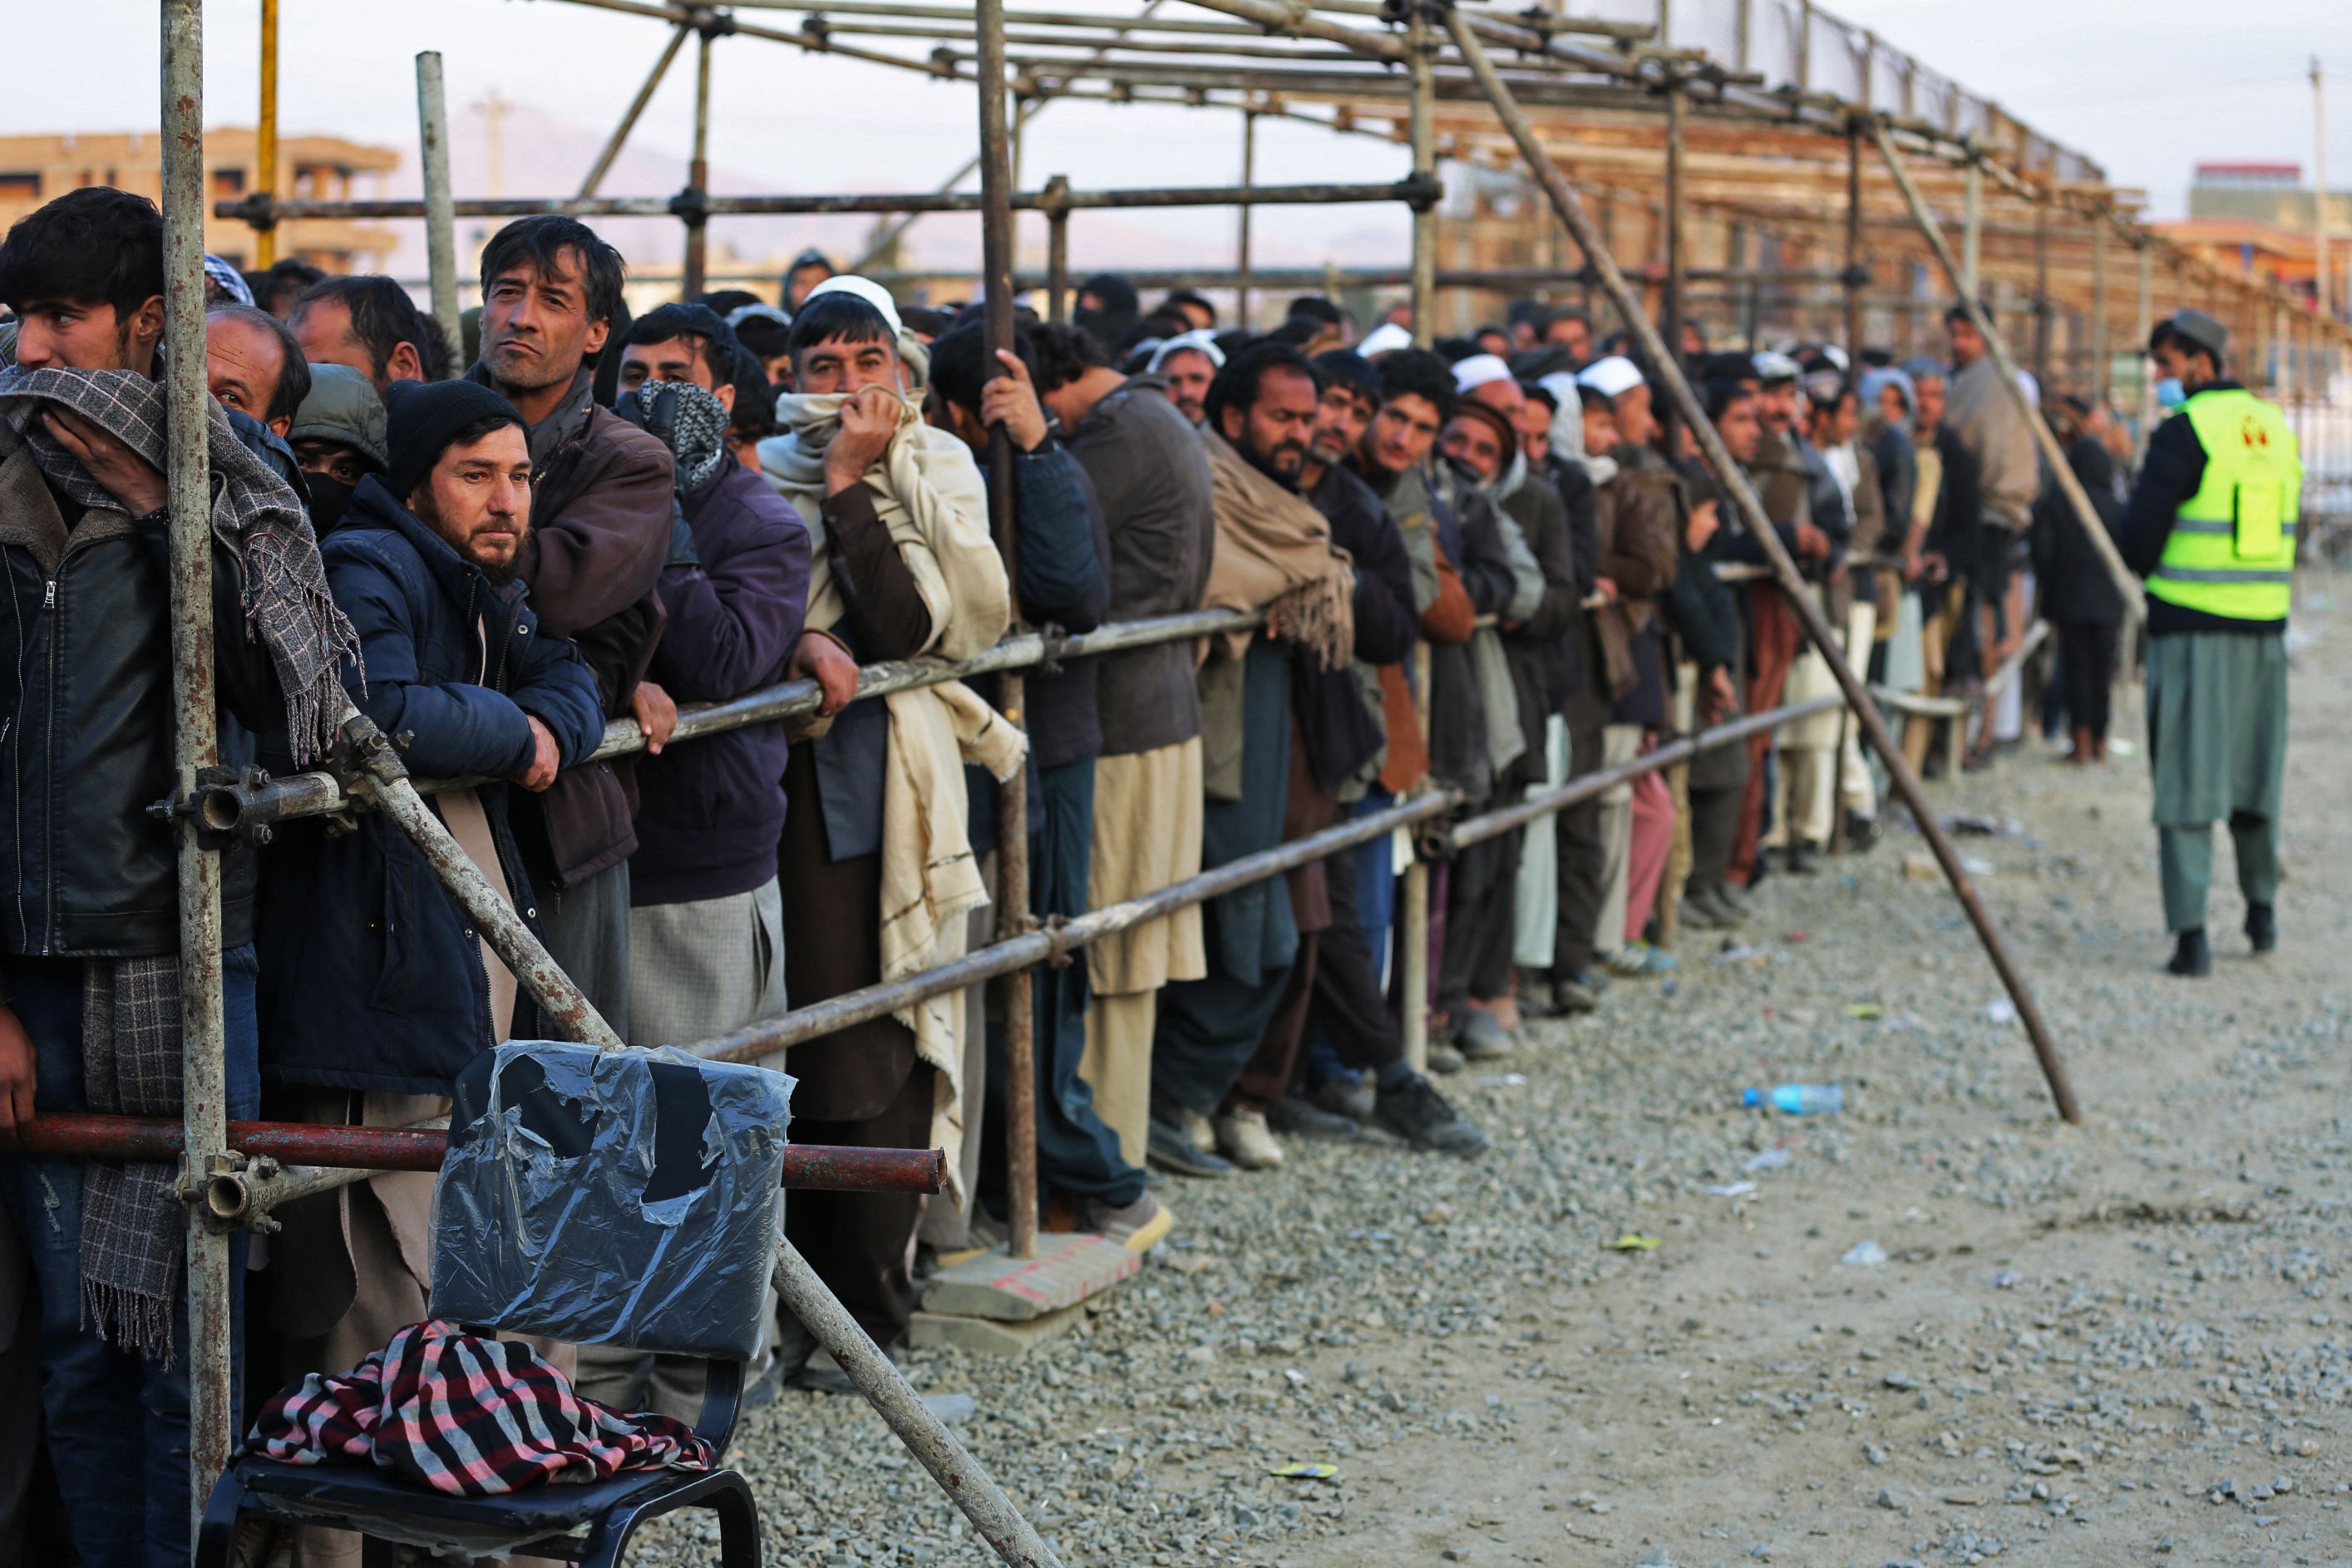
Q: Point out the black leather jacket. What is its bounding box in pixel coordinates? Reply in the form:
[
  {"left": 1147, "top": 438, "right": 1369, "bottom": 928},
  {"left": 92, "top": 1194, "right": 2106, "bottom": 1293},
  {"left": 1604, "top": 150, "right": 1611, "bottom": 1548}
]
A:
[{"left": 0, "top": 417, "right": 283, "bottom": 961}]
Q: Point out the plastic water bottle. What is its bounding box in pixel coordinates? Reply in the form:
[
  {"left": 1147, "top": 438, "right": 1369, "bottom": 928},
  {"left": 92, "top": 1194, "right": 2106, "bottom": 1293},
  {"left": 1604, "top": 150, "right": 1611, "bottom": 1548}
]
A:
[{"left": 1742, "top": 1083, "right": 1842, "bottom": 1115}]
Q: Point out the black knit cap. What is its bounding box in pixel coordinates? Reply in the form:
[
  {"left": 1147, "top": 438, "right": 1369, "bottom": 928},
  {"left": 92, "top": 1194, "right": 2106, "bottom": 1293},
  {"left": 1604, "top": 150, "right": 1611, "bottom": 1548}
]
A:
[{"left": 383, "top": 379, "right": 527, "bottom": 504}]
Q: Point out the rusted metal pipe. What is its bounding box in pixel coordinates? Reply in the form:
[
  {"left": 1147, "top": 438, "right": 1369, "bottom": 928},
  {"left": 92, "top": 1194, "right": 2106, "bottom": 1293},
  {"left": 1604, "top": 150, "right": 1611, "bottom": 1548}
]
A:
[
  {"left": 976, "top": 0, "right": 1041, "bottom": 1261},
  {"left": 683, "top": 23, "right": 714, "bottom": 297},
  {"left": 163, "top": 0, "right": 235, "bottom": 1531},
  {"left": 2, "top": 1116, "right": 947, "bottom": 1193},
  {"left": 1874, "top": 122, "right": 2142, "bottom": 626},
  {"left": 214, "top": 176, "right": 1437, "bottom": 226},
  {"left": 579, "top": 23, "right": 691, "bottom": 198},
  {"left": 415, "top": 52, "right": 463, "bottom": 372},
  {"left": 770, "top": 1239, "right": 1065, "bottom": 1566},
  {"left": 214, "top": 609, "right": 1265, "bottom": 831},
  {"left": 1443, "top": 13, "right": 2083, "bottom": 1126}
]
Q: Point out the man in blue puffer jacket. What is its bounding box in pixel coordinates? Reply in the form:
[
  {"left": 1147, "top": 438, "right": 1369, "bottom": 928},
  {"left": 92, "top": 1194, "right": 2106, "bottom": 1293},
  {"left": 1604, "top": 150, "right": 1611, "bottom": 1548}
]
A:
[{"left": 254, "top": 380, "right": 604, "bottom": 1428}]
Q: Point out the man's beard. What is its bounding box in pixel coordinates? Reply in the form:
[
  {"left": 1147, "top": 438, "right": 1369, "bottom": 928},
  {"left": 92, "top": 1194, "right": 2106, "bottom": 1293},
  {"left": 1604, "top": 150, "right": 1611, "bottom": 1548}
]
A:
[
  {"left": 1307, "top": 431, "right": 1349, "bottom": 469},
  {"left": 1240, "top": 437, "right": 1307, "bottom": 490}
]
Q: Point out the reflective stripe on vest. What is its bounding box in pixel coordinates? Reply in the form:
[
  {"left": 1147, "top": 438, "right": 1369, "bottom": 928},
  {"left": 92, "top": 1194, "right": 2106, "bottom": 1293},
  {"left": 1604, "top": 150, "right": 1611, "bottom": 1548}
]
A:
[{"left": 2147, "top": 388, "right": 2303, "bottom": 622}]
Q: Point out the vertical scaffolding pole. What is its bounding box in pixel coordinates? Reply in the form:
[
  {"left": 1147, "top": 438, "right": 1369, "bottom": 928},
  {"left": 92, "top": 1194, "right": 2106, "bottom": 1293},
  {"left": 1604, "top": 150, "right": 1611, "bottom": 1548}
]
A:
[
  {"left": 1235, "top": 108, "right": 1257, "bottom": 328},
  {"left": 1443, "top": 21, "right": 2083, "bottom": 1124},
  {"left": 1842, "top": 121, "right": 1863, "bottom": 357},
  {"left": 256, "top": 0, "right": 279, "bottom": 269},
  {"left": 1662, "top": 72, "right": 1686, "bottom": 446},
  {"left": 1407, "top": 7, "right": 1437, "bottom": 345},
  {"left": 1961, "top": 149, "right": 1981, "bottom": 300},
  {"left": 2135, "top": 240, "right": 2155, "bottom": 451},
  {"left": 579, "top": 24, "right": 691, "bottom": 199},
  {"left": 683, "top": 23, "right": 713, "bottom": 298},
  {"left": 1400, "top": 0, "right": 1436, "bottom": 1072},
  {"left": 1045, "top": 175, "right": 1071, "bottom": 325},
  {"left": 2091, "top": 212, "right": 2109, "bottom": 402},
  {"left": 2032, "top": 195, "right": 2052, "bottom": 390},
  {"left": 415, "top": 52, "right": 463, "bottom": 367},
  {"left": 162, "top": 0, "right": 234, "bottom": 1532},
  {"left": 975, "top": 0, "right": 1038, "bottom": 1260}
]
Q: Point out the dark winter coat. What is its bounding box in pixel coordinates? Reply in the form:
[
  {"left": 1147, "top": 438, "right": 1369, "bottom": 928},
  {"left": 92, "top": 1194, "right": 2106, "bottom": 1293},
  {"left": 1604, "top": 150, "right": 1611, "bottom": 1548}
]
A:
[
  {"left": 470, "top": 365, "right": 675, "bottom": 890},
  {"left": 631, "top": 454, "right": 811, "bottom": 907},
  {"left": 259, "top": 478, "right": 605, "bottom": 1095}
]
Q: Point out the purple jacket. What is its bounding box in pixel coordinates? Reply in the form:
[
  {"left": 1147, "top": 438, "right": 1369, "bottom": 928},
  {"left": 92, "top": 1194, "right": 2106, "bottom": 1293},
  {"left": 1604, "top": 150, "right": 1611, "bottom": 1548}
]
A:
[{"left": 629, "top": 456, "right": 811, "bottom": 906}]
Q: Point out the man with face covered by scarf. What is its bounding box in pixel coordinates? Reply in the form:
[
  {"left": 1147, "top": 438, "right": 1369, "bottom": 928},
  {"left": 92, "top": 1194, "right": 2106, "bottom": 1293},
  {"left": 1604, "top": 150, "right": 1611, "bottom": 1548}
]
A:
[{"left": 581, "top": 303, "right": 811, "bottom": 1417}]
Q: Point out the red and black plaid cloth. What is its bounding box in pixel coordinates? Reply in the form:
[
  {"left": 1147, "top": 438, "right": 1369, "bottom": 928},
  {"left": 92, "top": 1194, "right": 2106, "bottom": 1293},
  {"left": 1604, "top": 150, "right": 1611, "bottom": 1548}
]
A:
[{"left": 249, "top": 1319, "right": 714, "bottom": 1496}]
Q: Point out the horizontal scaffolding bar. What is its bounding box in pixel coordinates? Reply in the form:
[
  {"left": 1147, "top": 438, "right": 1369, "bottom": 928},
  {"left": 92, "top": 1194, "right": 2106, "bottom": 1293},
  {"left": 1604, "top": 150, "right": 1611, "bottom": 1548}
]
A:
[
  {"left": 214, "top": 175, "right": 1438, "bottom": 227},
  {"left": 0, "top": 1115, "right": 948, "bottom": 1193}
]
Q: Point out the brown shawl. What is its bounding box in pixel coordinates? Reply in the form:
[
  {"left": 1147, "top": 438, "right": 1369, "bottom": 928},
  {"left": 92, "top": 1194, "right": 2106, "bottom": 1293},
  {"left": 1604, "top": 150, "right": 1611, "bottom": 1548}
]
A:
[{"left": 1199, "top": 427, "right": 1354, "bottom": 670}]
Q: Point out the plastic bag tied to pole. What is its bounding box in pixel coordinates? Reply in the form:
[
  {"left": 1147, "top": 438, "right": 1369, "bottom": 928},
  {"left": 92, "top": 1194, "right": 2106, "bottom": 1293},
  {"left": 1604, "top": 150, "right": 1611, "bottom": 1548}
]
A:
[{"left": 431, "top": 1041, "right": 794, "bottom": 1362}]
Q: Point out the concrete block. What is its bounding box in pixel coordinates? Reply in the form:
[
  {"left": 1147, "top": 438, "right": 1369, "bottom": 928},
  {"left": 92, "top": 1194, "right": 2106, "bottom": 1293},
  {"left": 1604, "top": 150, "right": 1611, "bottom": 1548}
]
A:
[
  {"left": 920, "top": 1234, "right": 1140, "bottom": 1322},
  {"left": 908, "top": 1299, "right": 1089, "bottom": 1356}
]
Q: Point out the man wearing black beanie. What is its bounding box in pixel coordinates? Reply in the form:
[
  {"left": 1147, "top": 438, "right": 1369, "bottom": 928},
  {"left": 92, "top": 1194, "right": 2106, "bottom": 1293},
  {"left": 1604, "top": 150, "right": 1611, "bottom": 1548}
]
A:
[{"left": 255, "top": 377, "right": 606, "bottom": 1454}]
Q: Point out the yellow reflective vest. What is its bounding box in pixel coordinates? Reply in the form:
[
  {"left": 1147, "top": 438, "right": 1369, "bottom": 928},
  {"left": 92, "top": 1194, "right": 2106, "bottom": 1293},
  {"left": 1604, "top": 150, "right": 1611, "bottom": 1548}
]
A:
[{"left": 2146, "top": 387, "right": 2303, "bottom": 623}]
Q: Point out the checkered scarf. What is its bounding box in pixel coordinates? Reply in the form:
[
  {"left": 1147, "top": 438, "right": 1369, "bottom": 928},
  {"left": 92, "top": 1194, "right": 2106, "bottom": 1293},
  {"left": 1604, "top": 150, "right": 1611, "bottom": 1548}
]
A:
[
  {"left": 0, "top": 363, "right": 362, "bottom": 1358},
  {"left": 0, "top": 362, "right": 362, "bottom": 764},
  {"left": 249, "top": 1320, "right": 715, "bottom": 1495}
]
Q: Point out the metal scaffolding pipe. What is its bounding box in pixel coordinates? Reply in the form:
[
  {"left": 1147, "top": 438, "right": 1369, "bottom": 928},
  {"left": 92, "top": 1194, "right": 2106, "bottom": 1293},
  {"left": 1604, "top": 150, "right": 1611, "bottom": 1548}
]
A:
[
  {"left": 257, "top": 0, "right": 279, "bottom": 268},
  {"left": 215, "top": 176, "right": 1437, "bottom": 225},
  {"left": 1442, "top": 12, "right": 2083, "bottom": 1125},
  {"left": 1875, "top": 124, "right": 2142, "bottom": 626},
  {"left": 414, "top": 52, "right": 463, "bottom": 369},
  {"left": 161, "top": 0, "right": 234, "bottom": 1531},
  {"left": 1236, "top": 108, "right": 1258, "bottom": 326},
  {"left": 683, "top": 23, "right": 714, "bottom": 296},
  {"left": 578, "top": 23, "right": 691, "bottom": 198},
  {"left": 975, "top": 0, "right": 1041, "bottom": 1262},
  {"left": 2, "top": 1116, "right": 948, "bottom": 1193}
]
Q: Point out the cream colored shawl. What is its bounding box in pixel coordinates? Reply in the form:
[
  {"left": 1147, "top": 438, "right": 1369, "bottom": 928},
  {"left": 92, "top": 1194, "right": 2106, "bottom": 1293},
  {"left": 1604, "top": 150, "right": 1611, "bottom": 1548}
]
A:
[
  {"left": 757, "top": 383, "right": 1010, "bottom": 661},
  {"left": 756, "top": 382, "right": 1018, "bottom": 1203}
]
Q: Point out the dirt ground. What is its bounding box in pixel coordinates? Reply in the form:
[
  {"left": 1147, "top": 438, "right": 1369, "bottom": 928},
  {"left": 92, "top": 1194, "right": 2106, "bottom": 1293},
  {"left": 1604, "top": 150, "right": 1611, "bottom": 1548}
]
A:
[{"left": 649, "top": 586, "right": 2352, "bottom": 1568}]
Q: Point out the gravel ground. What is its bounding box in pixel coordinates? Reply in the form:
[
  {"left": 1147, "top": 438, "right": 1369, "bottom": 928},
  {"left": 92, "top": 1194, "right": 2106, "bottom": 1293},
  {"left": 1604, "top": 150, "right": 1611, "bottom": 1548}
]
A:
[{"left": 628, "top": 588, "right": 2352, "bottom": 1568}]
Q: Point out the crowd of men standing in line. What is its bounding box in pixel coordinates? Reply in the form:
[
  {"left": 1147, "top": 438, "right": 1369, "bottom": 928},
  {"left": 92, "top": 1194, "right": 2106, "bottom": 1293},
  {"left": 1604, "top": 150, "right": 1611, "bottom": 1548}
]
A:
[{"left": 0, "top": 177, "right": 2281, "bottom": 1568}]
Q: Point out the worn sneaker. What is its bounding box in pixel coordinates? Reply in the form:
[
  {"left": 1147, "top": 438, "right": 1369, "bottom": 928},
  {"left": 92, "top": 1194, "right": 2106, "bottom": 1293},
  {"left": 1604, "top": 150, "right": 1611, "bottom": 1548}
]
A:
[
  {"left": 1267, "top": 1092, "right": 1364, "bottom": 1140},
  {"left": 1606, "top": 940, "right": 1678, "bottom": 978},
  {"left": 2246, "top": 901, "right": 2277, "bottom": 954},
  {"left": 1426, "top": 1041, "right": 1467, "bottom": 1075},
  {"left": 1147, "top": 1117, "right": 1234, "bottom": 1178},
  {"left": 1082, "top": 1191, "right": 1174, "bottom": 1252},
  {"left": 1176, "top": 1106, "right": 1216, "bottom": 1153},
  {"left": 1548, "top": 971, "right": 1600, "bottom": 1015},
  {"left": 1213, "top": 1110, "right": 1284, "bottom": 1170},
  {"left": 1373, "top": 1072, "right": 1488, "bottom": 1156},
  {"left": 1457, "top": 1005, "right": 1515, "bottom": 1060},
  {"left": 2167, "top": 928, "right": 2212, "bottom": 978},
  {"left": 1309, "top": 1074, "right": 1377, "bottom": 1124}
]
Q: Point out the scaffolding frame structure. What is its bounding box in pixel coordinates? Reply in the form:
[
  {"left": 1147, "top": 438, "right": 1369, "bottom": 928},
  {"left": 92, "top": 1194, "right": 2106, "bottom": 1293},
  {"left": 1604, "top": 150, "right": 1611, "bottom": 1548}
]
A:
[{"left": 17, "top": 2, "right": 2345, "bottom": 1561}]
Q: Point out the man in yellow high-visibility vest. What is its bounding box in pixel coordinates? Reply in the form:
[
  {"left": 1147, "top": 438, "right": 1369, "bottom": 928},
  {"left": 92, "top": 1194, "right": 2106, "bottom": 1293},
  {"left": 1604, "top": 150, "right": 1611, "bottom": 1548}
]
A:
[{"left": 2119, "top": 308, "right": 2301, "bottom": 977}]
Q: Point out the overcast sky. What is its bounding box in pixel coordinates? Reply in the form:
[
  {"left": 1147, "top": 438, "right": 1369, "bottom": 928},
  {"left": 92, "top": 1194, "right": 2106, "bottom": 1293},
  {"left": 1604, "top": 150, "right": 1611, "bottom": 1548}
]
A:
[{"left": 2, "top": 0, "right": 2341, "bottom": 269}]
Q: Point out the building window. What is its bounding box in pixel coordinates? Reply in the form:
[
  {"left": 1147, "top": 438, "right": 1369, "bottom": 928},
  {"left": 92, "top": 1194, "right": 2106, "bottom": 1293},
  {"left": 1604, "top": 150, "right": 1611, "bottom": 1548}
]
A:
[
  {"left": 211, "top": 165, "right": 247, "bottom": 199},
  {"left": 0, "top": 172, "right": 38, "bottom": 200}
]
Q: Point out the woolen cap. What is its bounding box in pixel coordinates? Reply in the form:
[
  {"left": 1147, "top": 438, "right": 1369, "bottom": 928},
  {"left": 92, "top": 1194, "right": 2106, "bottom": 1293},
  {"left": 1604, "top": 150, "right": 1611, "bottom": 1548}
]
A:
[{"left": 383, "top": 379, "right": 526, "bottom": 503}]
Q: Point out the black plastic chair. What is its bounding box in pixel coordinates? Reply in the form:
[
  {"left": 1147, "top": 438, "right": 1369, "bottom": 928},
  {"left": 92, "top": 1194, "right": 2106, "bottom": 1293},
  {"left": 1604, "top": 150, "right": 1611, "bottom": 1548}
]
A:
[
  {"left": 194, "top": 1362, "right": 755, "bottom": 1566},
  {"left": 196, "top": 1043, "right": 792, "bottom": 1566}
]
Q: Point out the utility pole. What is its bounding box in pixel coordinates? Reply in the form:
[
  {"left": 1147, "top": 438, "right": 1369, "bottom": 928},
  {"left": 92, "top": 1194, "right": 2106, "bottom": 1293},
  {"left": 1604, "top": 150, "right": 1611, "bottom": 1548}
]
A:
[{"left": 2315, "top": 57, "right": 2331, "bottom": 321}]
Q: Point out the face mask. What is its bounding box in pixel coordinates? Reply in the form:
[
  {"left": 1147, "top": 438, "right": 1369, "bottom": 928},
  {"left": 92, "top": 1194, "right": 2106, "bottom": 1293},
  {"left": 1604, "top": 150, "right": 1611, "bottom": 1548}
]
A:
[
  {"left": 303, "top": 474, "right": 357, "bottom": 536},
  {"left": 2155, "top": 377, "right": 2187, "bottom": 411}
]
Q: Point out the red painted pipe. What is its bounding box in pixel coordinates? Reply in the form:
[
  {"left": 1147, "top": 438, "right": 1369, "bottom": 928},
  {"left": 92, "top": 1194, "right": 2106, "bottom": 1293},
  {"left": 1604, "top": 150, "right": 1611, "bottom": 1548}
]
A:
[{"left": 0, "top": 1114, "right": 945, "bottom": 1195}]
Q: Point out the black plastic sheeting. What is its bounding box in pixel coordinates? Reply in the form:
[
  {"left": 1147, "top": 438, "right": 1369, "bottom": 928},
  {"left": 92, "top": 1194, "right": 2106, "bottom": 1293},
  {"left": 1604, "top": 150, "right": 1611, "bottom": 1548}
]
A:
[{"left": 432, "top": 1041, "right": 793, "bottom": 1361}]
